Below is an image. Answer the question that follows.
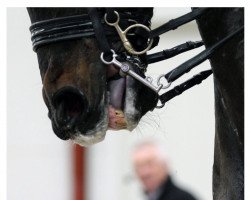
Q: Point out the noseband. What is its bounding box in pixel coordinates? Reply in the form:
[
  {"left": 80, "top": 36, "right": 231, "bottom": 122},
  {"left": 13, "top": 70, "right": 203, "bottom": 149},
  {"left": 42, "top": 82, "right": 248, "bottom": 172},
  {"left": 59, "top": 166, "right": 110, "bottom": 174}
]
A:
[{"left": 30, "top": 8, "right": 244, "bottom": 108}]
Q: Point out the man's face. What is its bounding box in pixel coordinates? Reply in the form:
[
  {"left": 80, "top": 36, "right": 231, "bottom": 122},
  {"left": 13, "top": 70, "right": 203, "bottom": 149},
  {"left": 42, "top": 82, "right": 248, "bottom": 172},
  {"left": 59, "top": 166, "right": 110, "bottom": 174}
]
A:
[{"left": 132, "top": 145, "right": 168, "bottom": 193}]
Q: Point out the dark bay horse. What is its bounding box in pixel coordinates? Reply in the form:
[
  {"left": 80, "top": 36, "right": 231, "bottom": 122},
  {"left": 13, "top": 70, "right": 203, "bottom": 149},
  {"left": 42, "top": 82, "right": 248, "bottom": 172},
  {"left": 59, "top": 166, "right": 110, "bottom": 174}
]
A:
[
  {"left": 27, "top": 8, "right": 244, "bottom": 200},
  {"left": 196, "top": 8, "right": 244, "bottom": 200},
  {"left": 27, "top": 8, "right": 158, "bottom": 146}
]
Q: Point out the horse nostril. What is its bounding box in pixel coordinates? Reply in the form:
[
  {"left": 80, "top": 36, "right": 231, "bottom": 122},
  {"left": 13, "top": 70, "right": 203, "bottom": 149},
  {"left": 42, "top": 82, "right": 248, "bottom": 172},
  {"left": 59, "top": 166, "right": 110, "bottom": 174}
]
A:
[{"left": 52, "top": 87, "right": 88, "bottom": 128}]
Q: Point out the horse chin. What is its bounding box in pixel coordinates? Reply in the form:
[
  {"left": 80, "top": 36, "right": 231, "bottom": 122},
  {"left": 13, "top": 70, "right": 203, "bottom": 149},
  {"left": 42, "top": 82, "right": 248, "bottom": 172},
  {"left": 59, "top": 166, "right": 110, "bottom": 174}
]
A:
[
  {"left": 70, "top": 89, "right": 140, "bottom": 146},
  {"left": 72, "top": 120, "right": 108, "bottom": 147},
  {"left": 71, "top": 98, "right": 139, "bottom": 147},
  {"left": 49, "top": 85, "right": 141, "bottom": 146}
]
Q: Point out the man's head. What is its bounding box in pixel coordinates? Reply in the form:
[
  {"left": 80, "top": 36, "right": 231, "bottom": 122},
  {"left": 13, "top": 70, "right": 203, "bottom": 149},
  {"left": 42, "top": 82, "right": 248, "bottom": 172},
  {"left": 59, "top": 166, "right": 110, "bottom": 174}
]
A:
[{"left": 131, "top": 140, "right": 169, "bottom": 193}]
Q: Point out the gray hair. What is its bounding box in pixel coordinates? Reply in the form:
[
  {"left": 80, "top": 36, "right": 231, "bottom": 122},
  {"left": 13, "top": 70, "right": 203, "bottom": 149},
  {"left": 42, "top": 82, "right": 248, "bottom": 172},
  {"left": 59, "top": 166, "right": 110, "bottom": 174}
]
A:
[{"left": 132, "top": 138, "right": 169, "bottom": 164}]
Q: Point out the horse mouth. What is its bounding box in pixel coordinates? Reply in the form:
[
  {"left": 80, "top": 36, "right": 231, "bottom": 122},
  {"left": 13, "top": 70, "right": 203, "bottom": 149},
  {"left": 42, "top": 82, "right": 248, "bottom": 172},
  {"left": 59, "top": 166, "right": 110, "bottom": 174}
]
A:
[
  {"left": 46, "top": 63, "right": 144, "bottom": 146},
  {"left": 63, "top": 68, "right": 138, "bottom": 147},
  {"left": 106, "top": 64, "right": 139, "bottom": 131},
  {"left": 107, "top": 76, "right": 127, "bottom": 130}
]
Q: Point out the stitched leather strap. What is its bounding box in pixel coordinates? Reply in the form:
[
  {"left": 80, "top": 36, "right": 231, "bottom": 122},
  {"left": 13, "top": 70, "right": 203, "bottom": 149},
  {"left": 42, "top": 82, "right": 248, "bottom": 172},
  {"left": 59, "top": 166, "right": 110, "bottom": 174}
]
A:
[
  {"left": 150, "top": 8, "right": 210, "bottom": 39},
  {"left": 159, "top": 70, "right": 212, "bottom": 104},
  {"left": 30, "top": 14, "right": 95, "bottom": 52},
  {"left": 147, "top": 40, "right": 204, "bottom": 64},
  {"left": 164, "top": 26, "right": 244, "bottom": 83},
  {"left": 88, "top": 8, "right": 111, "bottom": 56}
]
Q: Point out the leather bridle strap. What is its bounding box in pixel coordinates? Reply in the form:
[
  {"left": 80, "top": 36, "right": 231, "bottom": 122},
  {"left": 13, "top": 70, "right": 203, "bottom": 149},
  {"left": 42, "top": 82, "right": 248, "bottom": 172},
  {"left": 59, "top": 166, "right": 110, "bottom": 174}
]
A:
[
  {"left": 157, "top": 26, "right": 244, "bottom": 106},
  {"left": 145, "top": 8, "right": 210, "bottom": 64},
  {"left": 147, "top": 40, "right": 204, "bottom": 64},
  {"left": 87, "top": 8, "right": 112, "bottom": 58},
  {"left": 30, "top": 9, "right": 143, "bottom": 54},
  {"left": 29, "top": 8, "right": 244, "bottom": 108},
  {"left": 164, "top": 26, "right": 244, "bottom": 83},
  {"left": 159, "top": 70, "right": 212, "bottom": 104},
  {"left": 149, "top": 8, "right": 210, "bottom": 39},
  {"left": 30, "top": 14, "right": 96, "bottom": 52}
]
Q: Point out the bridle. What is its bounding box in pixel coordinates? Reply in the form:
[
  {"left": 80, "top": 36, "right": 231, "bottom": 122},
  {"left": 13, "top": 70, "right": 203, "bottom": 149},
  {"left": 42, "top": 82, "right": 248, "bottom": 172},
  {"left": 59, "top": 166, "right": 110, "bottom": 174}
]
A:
[{"left": 30, "top": 8, "right": 244, "bottom": 108}]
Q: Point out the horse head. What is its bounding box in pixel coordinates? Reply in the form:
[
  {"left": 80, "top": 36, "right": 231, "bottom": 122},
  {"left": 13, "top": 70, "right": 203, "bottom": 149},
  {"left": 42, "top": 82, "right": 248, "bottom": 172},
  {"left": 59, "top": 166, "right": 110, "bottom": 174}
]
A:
[{"left": 27, "top": 8, "right": 158, "bottom": 146}]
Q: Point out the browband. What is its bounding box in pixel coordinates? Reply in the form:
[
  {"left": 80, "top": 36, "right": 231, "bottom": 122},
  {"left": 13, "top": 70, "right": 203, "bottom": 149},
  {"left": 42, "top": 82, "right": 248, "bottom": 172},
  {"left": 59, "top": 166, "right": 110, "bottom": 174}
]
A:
[{"left": 30, "top": 12, "right": 144, "bottom": 52}]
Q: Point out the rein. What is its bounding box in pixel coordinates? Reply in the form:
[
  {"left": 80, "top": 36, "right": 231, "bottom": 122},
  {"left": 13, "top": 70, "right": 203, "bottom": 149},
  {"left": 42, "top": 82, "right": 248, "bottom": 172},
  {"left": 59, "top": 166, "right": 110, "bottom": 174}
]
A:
[{"left": 29, "top": 8, "right": 244, "bottom": 109}]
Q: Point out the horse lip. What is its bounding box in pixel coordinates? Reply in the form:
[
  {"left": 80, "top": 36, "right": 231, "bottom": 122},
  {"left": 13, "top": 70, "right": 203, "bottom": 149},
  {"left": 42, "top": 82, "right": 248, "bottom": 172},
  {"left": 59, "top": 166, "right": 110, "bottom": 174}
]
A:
[
  {"left": 71, "top": 106, "right": 109, "bottom": 146},
  {"left": 107, "top": 106, "right": 127, "bottom": 130}
]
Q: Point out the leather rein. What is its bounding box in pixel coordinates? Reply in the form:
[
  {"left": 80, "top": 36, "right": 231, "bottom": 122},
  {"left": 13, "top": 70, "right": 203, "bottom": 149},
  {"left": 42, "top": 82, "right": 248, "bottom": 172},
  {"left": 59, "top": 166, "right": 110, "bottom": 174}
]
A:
[{"left": 30, "top": 8, "right": 244, "bottom": 108}]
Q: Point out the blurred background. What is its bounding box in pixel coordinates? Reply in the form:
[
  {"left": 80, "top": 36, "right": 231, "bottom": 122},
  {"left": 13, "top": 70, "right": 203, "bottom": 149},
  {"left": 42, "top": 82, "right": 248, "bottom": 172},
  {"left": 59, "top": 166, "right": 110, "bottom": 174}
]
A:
[{"left": 7, "top": 7, "right": 214, "bottom": 200}]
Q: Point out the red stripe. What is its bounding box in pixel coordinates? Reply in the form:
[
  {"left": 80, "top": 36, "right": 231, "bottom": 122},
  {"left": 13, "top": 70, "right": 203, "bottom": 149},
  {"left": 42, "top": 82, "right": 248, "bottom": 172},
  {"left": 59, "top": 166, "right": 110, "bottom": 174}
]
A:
[{"left": 73, "top": 144, "right": 85, "bottom": 200}]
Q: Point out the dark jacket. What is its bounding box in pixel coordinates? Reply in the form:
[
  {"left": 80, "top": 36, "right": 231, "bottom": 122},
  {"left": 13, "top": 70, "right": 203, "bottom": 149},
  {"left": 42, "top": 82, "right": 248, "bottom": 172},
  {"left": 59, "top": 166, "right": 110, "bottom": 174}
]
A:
[{"left": 156, "top": 177, "right": 197, "bottom": 200}]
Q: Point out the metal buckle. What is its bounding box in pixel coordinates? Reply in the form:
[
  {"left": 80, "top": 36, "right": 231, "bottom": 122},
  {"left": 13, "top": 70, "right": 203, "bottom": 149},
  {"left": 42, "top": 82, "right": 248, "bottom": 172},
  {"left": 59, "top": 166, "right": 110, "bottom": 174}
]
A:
[
  {"left": 101, "top": 50, "right": 163, "bottom": 93},
  {"left": 104, "top": 11, "right": 153, "bottom": 55}
]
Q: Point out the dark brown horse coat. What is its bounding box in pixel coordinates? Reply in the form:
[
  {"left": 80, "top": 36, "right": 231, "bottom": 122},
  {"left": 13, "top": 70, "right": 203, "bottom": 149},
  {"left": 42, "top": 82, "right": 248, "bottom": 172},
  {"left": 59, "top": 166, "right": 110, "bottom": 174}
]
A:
[{"left": 196, "top": 8, "right": 244, "bottom": 200}]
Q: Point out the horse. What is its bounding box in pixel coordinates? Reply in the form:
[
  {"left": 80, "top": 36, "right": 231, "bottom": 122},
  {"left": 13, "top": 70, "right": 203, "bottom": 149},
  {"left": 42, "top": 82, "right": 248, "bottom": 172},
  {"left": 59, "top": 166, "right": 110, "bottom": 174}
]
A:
[
  {"left": 27, "top": 8, "right": 244, "bottom": 200},
  {"left": 27, "top": 8, "right": 158, "bottom": 146},
  {"left": 196, "top": 8, "right": 244, "bottom": 200}
]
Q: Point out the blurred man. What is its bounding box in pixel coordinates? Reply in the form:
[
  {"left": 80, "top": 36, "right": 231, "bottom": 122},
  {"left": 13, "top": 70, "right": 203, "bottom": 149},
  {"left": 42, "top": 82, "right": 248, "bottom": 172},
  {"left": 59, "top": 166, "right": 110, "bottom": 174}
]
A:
[{"left": 132, "top": 141, "right": 197, "bottom": 200}]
